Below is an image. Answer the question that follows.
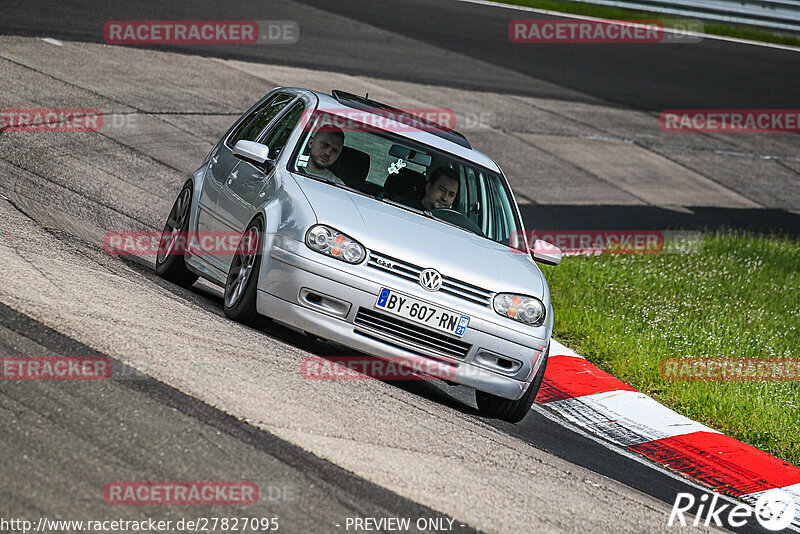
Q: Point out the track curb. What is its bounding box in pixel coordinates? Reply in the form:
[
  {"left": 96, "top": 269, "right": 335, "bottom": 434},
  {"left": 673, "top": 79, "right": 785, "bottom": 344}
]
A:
[{"left": 537, "top": 340, "right": 800, "bottom": 528}]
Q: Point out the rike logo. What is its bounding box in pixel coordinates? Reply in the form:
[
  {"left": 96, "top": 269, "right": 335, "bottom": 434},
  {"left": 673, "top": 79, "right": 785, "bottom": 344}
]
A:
[{"left": 668, "top": 489, "right": 796, "bottom": 531}]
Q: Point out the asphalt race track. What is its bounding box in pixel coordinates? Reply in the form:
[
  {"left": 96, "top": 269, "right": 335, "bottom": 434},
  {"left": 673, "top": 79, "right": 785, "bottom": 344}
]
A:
[
  {"left": 1, "top": 0, "right": 798, "bottom": 532},
  {"left": 4, "top": 0, "right": 800, "bottom": 110},
  {"left": 4, "top": 0, "right": 799, "bottom": 233}
]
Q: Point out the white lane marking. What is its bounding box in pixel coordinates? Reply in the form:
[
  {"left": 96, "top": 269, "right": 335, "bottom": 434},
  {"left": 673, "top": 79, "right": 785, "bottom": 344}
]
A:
[
  {"left": 546, "top": 389, "right": 719, "bottom": 446},
  {"left": 40, "top": 38, "right": 64, "bottom": 46},
  {"left": 549, "top": 338, "right": 583, "bottom": 358},
  {"left": 453, "top": 0, "right": 800, "bottom": 53}
]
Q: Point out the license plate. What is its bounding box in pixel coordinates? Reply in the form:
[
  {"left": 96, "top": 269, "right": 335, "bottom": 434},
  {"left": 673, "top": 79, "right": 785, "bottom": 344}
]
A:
[{"left": 374, "top": 288, "right": 470, "bottom": 337}]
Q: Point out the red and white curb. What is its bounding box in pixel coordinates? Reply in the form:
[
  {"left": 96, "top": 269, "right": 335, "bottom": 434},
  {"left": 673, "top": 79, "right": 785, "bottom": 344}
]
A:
[{"left": 536, "top": 340, "right": 800, "bottom": 529}]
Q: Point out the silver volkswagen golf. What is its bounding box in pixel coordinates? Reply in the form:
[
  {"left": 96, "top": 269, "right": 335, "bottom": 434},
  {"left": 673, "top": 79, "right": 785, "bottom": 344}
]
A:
[{"left": 156, "top": 87, "right": 562, "bottom": 423}]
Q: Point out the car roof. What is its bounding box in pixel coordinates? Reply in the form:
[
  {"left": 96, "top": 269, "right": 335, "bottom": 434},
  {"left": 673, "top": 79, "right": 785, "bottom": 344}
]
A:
[
  {"left": 280, "top": 87, "right": 501, "bottom": 173},
  {"left": 330, "top": 90, "right": 473, "bottom": 149}
]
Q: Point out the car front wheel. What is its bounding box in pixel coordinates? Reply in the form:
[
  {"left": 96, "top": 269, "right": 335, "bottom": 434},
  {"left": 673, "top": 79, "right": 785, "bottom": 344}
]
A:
[
  {"left": 476, "top": 344, "right": 549, "bottom": 423},
  {"left": 155, "top": 182, "right": 199, "bottom": 288},
  {"left": 223, "top": 219, "right": 267, "bottom": 327}
]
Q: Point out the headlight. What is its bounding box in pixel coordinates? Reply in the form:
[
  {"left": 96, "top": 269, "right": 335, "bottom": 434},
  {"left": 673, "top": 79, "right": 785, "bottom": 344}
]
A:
[
  {"left": 493, "top": 293, "right": 545, "bottom": 326},
  {"left": 305, "top": 225, "right": 366, "bottom": 264}
]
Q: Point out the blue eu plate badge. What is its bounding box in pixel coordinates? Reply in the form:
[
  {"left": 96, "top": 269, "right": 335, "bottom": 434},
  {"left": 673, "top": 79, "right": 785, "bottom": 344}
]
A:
[
  {"left": 377, "top": 288, "right": 390, "bottom": 307},
  {"left": 455, "top": 316, "right": 469, "bottom": 336}
]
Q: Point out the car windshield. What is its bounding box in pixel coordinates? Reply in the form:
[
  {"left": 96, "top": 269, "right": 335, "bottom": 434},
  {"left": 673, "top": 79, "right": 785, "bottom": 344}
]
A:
[{"left": 290, "top": 110, "right": 524, "bottom": 248}]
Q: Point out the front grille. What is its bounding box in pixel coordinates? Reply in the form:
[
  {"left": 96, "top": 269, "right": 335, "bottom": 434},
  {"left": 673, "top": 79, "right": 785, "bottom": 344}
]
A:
[
  {"left": 354, "top": 308, "right": 472, "bottom": 360},
  {"left": 367, "top": 251, "right": 492, "bottom": 307}
]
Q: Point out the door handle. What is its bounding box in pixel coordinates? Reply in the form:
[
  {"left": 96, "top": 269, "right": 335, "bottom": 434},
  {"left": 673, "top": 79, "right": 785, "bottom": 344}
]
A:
[
  {"left": 227, "top": 169, "right": 238, "bottom": 184},
  {"left": 210, "top": 155, "right": 219, "bottom": 165}
]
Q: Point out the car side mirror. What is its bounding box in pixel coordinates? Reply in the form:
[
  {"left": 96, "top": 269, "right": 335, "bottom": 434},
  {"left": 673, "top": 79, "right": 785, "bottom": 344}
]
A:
[
  {"left": 233, "top": 140, "right": 272, "bottom": 170},
  {"left": 530, "top": 239, "right": 561, "bottom": 266}
]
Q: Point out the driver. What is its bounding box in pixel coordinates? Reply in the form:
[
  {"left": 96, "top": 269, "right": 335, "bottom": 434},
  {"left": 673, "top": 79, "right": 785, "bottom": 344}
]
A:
[
  {"left": 305, "top": 125, "right": 345, "bottom": 184},
  {"left": 419, "top": 167, "right": 458, "bottom": 211}
]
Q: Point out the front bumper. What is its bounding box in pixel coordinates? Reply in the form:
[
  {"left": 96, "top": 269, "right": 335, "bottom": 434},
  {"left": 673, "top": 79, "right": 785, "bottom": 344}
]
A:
[{"left": 258, "top": 239, "right": 548, "bottom": 400}]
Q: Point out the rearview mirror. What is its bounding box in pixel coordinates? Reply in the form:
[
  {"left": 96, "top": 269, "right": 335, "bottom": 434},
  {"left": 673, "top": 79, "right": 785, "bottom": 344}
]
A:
[
  {"left": 233, "top": 140, "right": 271, "bottom": 166},
  {"left": 388, "top": 144, "right": 432, "bottom": 167},
  {"left": 531, "top": 239, "right": 561, "bottom": 266}
]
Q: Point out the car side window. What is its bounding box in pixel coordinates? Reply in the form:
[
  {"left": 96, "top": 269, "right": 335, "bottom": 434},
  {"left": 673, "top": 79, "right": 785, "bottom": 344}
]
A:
[
  {"left": 259, "top": 102, "right": 305, "bottom": 160},
  {"left": 227, "top": 93, "right": 295, "bottom": 149}
]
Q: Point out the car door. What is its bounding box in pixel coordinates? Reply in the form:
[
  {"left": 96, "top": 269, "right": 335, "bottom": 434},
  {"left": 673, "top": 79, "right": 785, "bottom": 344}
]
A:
[
  {"left": 214, "top": 100, "right": 307, "bottom": 271},
  {"left": 195, "top": 92, "right": 296, "bottom": 269}
]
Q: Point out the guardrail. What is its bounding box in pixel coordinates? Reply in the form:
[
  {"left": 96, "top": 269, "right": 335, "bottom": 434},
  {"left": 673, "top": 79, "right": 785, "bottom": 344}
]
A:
[{"left": 572, "top": 0, "right": 800, "bottom": 34}]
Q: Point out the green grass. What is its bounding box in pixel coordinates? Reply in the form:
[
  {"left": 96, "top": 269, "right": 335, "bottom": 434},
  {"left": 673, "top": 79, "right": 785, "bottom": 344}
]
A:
[
  {"left": 497, "top": 0, "right": 800, "bottom": 47},
  {"left": 541, "top": 232, "right": 800, "bottom": 465}
]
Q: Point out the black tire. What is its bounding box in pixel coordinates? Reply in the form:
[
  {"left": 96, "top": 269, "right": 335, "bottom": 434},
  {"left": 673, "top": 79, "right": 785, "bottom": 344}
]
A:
[
  {"left": 223, "top": 218, "right": 267, "bottom": 327},
  {"left": 156, "top": 182, "right": 199, "bottom": 288},
  {"left": 476, "top": 344, "right": 549, "bottom": 423}
]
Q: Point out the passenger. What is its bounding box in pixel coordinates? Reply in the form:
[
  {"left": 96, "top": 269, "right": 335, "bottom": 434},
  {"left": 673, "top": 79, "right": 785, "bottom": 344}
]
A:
[
  {"left": 305, "top": 125, "right": 345, "bottom": 184},
  {"left": 419, "top": 166, "right": 459, "bottom": 211}
]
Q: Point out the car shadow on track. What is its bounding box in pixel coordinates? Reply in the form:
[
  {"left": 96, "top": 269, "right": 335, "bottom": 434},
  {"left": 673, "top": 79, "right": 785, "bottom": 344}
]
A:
[{"left": 123, "top": 255, "right": 483, "bottom": 418}]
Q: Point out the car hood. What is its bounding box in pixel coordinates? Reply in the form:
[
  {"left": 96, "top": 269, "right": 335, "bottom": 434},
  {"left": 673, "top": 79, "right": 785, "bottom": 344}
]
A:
[{"left": 294, "top": 175, "right": 545, "bottom": 298}]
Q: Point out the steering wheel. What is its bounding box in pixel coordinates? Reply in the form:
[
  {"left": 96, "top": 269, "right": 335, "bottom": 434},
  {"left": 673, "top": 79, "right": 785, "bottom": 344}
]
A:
[
  {"left": 430, "top": 208, "right": 485, "bottom": 237},
  {"left": 430, "top": 208, "right": 461, "bottom": 217}
]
